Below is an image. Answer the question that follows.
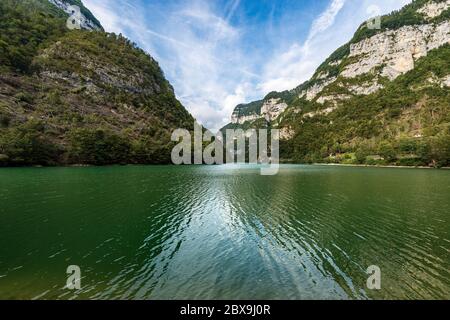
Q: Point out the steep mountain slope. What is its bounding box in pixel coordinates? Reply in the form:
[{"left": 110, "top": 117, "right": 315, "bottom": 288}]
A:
[
  {"left": 0, "top": 0, "right": 194, "bottom": 166},
  {"left": 224, "top": 0, "right": 450, "bottom": 167}
]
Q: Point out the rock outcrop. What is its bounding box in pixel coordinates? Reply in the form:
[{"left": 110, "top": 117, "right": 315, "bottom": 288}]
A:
[
  {"left": 299, "top": 77, "right": 337, "bottom": 101},
  {"left": 48, "top": 0, "right": 103, "bottom": 31},
  {"left": 231, "top": 113, "right": 260, "bottom": 124},
  {"left": 221, "top": 0, "right": 450, "bottom": 167},
  {"left": 316, "top": 94, "right": 351, "bottom": 105},
  {"left": 442, "top": 74, "right": 450, "bottom": 86},
  {"left": 294, "top": 0, "right": 450, "bottom": 104},
  {"left": 279, "top": 127, "right": 295, "bottom": 140},
  {"left": 348, "top": 80, "right": 384, "bottom": 96}
]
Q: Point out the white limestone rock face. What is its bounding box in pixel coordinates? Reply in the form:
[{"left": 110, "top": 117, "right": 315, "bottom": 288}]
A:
[
  {"left": 316, "top": 94, "right": 351, "bottom": 105},
  {"left": 226, "top": 1, "right": 450, "bottom": 131},
  {"left": 279, "top": 127, "right": 295, "bottom": 140},
  {"left": 261, "top": 98, "right": 288, "bottom": 121},
  {"left": 418, "top": 0, "right": 450, "bottom": 19},
  {"left": 299, "top": 77, "right": 337, "bottom": 101},
  {"left": 342, "top": 21, "right": 450, "bottom": 81},
  {"left": 48, "top": 0, "right": 103, "bottom": 31},
  {"left": 329, "top": 60, "right": 342, "bottom": 67},
  {"left": 441, "top": 74, "right": 450, "bottom": 87}
]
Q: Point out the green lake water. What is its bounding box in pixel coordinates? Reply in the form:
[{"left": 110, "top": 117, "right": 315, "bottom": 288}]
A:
[{"left": 0, "top": 165, "right": 449, "bottom": 300}]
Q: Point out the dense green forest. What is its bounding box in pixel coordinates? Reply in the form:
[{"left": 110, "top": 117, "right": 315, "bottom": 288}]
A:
[{"left": 0, "top": 0, "right": 194, "bottom": 166}]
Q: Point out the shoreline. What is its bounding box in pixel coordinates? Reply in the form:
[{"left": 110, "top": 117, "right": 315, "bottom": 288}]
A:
[{"left": 312, "top": 163, "right": 450, "bottom": 170}]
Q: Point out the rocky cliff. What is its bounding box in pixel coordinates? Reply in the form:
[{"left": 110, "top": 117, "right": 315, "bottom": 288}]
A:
[
  {"left": 230, "top": 97, "right": 288, "bottom": 124},
  {"left": 48, "top": 0, "right": 103, "bottom": 31},
  {"left": 294, "top": 0, "right": 449, "bottom": 107},
  {"left": 0, "top": 0, "right": 194, "bottom": 166},
  {"left": 224, "top": 0, "right": 450, "bottom": 167}
]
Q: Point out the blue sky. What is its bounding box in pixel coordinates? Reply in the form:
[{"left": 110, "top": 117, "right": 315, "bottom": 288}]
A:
[{"left": 83, "top": 0, "right": 411, "bottom": 131}]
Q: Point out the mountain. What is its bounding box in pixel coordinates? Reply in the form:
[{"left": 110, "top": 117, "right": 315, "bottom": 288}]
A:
[
  {"left": 223, "top": 0, "right": 450, "bottom": 167},
  {"left": 0, "top": 0, "right": 194, "bottom": 166}
]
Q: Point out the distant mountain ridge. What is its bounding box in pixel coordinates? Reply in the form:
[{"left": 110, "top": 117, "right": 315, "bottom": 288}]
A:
[{"left": 223, "top": 0, "right": 450, "bottom": 167}]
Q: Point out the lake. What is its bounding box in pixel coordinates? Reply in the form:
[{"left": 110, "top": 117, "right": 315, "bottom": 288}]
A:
[{"left": 0, "top": 165, "right": 449, "bottom": 299}]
